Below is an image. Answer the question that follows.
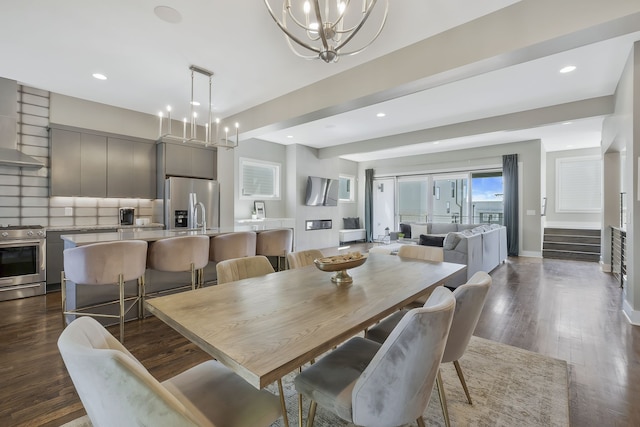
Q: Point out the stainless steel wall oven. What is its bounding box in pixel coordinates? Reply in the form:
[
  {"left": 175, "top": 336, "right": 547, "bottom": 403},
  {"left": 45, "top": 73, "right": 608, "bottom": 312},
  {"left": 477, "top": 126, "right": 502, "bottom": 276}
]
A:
[{"left": 0, "top": 225, "right": 46, "bottom": 301}]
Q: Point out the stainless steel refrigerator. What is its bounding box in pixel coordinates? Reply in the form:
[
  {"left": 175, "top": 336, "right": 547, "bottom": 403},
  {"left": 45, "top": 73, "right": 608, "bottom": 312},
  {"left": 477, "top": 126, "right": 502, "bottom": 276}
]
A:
[{"left": 164, "top": 177, "right": 220, "bottom": 229}]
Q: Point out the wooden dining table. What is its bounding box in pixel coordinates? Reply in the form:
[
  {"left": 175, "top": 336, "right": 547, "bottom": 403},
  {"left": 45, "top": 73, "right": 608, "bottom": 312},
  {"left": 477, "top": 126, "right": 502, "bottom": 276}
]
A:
[{"left": 145, "top": 252, "right": 465, "bottom": 389}]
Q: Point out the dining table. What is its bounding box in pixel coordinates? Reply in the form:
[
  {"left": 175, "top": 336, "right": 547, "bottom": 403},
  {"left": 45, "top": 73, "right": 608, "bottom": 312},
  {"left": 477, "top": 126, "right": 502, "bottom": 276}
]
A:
[{"left": 145, "top": 252, "right": 465, "bottom": 390}]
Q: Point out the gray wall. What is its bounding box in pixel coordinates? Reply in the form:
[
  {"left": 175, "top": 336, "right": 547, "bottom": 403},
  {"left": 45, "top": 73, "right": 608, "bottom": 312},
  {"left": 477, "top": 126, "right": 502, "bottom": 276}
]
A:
[
  {"left": 357, "top": 139, "right": 543, "bottom": 256},
  {"left": 602, "top": 41, "right": 640, "bottom": 323}
]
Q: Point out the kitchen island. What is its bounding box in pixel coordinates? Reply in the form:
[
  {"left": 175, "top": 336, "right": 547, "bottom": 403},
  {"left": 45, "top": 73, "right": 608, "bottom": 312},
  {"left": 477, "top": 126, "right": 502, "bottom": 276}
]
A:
[{"left": 60, "top": 222, "right": 294, "bottom": 325}]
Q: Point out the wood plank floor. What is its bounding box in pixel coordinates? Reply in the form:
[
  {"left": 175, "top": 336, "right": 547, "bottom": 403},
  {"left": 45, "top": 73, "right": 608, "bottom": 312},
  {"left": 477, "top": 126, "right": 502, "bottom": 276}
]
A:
[{"left": 0, "top": 256, "right": 638, "bottom": 426}]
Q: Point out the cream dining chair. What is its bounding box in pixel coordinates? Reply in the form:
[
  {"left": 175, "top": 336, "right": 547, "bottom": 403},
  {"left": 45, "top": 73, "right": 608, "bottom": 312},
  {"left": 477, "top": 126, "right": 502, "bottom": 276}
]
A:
[
  {"left": 294, "top": 287, "right": 456, "bottom": 427},
  {"left": 58, "top": 316, "right": 282, "bottom": 427},
  {"left": 366, "top": 271, "right": 492, "bottom": 427},
  {"left": 286, "top": 249, "right": 324, "bottom": 269},
  {"left": 397, "top": 244, "right": 445, "bottom": 305}
]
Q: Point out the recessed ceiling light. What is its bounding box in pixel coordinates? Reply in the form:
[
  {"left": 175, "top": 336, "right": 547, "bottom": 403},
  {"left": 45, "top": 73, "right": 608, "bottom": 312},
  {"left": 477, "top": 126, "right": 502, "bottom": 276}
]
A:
[
  {"left": 154, "top": 6, "right": 182, "bottom": 24},
  {"left": 376, "top": 112, "right": 386, "bottom": 118},
  {"left": 287, "top": 135, "right": 293, "bottom": 139},
  {"left": 92, "top": 73, "right": 107, "bottom": 80},
  {"left": 559, "top": 65, "right": 576, "bottom": 74},
  {"left": 433, "top": 141, "right": 440, "bottom": 145},
  {"left": 562, "top": 121, "right": 572, "bottom": 125}
]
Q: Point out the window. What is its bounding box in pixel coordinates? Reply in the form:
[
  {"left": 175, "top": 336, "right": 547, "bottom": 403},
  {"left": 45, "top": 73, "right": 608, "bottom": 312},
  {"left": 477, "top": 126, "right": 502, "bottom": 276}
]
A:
[
  {"left": 338, "top": 175, "right": 355, "bottom": 202},
  {"left": 240, "top": 157, "right": 280, "bottom": 199},
  {"left": 556, "top": 156, "right": 601, "bottom": 212},
  {"left": 471, "top": 171, "right": 503, "bottom": 224}
]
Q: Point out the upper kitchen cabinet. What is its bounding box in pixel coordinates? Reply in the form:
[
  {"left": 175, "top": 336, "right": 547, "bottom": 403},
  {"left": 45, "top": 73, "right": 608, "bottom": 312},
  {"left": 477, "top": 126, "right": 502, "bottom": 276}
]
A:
[
  {"left": 107, "top": 138, "right": 156, "bottom": 199},
  {"left": 50, "top": 128, "right": 107, "bottom": 197},
  {"left": 158, "top": 141, "right": 216, "bottom": 179},
  {"left": 50, "top": 125, "right": 155, "bottom": 199}
]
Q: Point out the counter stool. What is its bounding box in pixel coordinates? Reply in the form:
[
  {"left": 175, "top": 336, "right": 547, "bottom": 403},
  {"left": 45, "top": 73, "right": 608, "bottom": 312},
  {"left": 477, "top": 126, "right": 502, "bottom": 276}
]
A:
[
  {"left": 210, "top": 231, "right": 257, "bottom": 263},
  {"left": 256, "top": 228, "right": 293, "bottom": 271},
  {"left": 61, "top": 240, "right": 148, "bottom": 343},
  {"left": 146, "top": 235, "right": 210, "bottom": 292}
]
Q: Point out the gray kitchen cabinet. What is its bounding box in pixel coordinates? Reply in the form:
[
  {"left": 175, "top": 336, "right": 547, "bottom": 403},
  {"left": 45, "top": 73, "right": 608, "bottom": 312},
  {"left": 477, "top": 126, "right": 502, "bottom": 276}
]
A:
[
  {"left": 51, "top": 128, "right": 107, "bottom": 197},
  {"left": 107, "top": 138, "right": 156, "bottom": 198},
  {"left": 46, "top": 228, "right": 118, "bottom": 288},
  {"left": 161, "top": 141, "right": 216, "bottom": 180}
]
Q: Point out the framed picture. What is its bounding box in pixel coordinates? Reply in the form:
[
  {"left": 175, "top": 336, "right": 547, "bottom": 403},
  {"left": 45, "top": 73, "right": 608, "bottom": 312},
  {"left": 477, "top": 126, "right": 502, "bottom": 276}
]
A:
[{"left": 254, "top": 201, "right": 266, "bottom": 219}]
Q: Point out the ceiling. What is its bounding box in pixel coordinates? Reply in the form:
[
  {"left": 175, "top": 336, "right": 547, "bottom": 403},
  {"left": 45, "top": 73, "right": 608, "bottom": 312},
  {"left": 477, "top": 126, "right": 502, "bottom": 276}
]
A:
[{"left": 1, "top": 0, "right": 639, "bottom": 162}]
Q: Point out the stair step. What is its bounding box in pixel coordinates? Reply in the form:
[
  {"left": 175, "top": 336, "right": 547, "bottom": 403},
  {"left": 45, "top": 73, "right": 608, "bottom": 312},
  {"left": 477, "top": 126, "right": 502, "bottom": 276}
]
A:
[
  {"left": 544, "top": 235, "right": 601, "bottom": 245},
  {"left": 542, "top": 249, "right": 600, "bottom": 262},
  {"left": 542, "top": 242, "right": 601, "bottom": 253},
  {"left": 544, "top": 228, "right": 601, "bottom": 237}
]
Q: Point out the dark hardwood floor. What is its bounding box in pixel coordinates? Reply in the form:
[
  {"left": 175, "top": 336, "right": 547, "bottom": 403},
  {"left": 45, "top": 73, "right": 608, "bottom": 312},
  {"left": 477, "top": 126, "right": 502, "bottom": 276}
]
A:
[{"left": 0, "top": 256, "right": 638, "bottom": 426}]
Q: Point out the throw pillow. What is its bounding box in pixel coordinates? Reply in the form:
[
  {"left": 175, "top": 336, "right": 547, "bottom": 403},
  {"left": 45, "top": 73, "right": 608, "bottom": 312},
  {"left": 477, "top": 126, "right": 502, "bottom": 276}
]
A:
[
  {"left": 410, "top": 223, "right": 429, "bottom": 239},
  {"left": 419, "top": 234, "right": 445, "bottom": 247},
  {"left": 343, "top": 217, "right": 360, "bottom": 229},
  {"left": 443, "top": 232, "right": 462, "bottom": 250}
]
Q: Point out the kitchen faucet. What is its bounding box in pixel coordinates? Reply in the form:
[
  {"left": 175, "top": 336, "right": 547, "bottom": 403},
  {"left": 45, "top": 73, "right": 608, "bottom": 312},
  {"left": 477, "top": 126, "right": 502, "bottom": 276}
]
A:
[{"left": 189, "top": 193, "right": 207, "bottom": 232}]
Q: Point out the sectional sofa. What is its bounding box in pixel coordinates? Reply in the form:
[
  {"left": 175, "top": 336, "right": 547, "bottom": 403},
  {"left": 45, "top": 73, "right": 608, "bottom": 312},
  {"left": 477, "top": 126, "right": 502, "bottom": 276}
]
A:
[{"left": 399, "top": 222, "right": 507, "bottom": 287}]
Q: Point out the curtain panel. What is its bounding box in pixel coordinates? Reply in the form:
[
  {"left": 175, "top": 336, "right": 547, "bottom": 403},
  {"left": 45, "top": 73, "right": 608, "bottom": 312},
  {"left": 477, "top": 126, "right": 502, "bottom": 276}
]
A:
[{"left": 503, "top": 154, "right": 519, "bottom": 256}]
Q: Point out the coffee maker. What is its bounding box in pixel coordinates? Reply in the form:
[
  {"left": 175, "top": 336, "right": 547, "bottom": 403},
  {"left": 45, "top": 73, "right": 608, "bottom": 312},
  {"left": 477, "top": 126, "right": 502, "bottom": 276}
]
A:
[{"left": 119, "top": 207, "right": 135, "bottom": 225}]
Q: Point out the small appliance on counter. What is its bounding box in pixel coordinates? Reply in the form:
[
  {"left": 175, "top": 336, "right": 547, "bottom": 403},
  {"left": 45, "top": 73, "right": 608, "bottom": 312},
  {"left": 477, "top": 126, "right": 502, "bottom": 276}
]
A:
[{"left": 119, "top": 207, "right": 135, "bottom": 225}]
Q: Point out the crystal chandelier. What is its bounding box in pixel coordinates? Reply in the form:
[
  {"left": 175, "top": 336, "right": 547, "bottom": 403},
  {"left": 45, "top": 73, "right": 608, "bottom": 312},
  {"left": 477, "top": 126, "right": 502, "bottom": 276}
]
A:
[
  {"left": 264, "top": 0, "right": 389, "bottom": 63},
  {"left": 158, "top": 65, "right": 238, "bottom": 148}
]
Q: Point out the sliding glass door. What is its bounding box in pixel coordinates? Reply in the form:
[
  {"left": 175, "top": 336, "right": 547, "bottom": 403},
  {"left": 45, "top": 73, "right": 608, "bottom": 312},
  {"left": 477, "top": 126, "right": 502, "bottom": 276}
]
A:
[
  {"left": 432, "top": 175, "right": 468, "bottom": 223},
  {"left": 397, "top": 177, "right": 429, "bottom": 224},
  {"left": 470, "top": 171, "right": 503, "bottom": 224}
]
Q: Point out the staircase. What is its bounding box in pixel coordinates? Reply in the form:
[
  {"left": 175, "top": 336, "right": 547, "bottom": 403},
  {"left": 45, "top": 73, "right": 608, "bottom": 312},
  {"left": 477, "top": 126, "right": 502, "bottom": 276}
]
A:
[{"left": 543, "top": 228, "right": 601, "bottom": 262}]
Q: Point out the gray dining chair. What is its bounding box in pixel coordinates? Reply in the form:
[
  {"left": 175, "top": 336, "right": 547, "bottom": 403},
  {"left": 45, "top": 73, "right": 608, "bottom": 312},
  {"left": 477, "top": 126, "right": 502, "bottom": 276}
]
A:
[
  {"left": 366, "top": 271, "right": 492, "bottom": 427},
  {"left": 286, "top": 249, "right": 324, "bottom": 269},
  {"left": 58, "top": 316, "right": 282, "bottom": 427},
  {"left": 294, "top": 286, "right": 456, "bottom": 427}
]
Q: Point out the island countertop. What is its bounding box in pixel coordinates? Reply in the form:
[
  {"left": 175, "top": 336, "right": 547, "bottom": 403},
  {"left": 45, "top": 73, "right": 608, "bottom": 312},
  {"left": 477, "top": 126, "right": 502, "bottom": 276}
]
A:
[{"left": 61, "top": 225, "right": 288, "bottom": 247}]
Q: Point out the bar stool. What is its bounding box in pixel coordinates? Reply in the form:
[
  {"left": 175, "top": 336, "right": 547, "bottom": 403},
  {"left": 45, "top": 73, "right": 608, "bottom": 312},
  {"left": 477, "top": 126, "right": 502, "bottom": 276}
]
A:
[
  {"left": 256, "top": 228, "right": 293, "bottom": 271},
  {"left": 146, "top": 235, "right": 210, "bottom": 292},
  {"left": 210, "top": 231, "right": 257, "bottom": 263},
  {"left": 61, "top": 240, "right": 148, "bottom": 343}
]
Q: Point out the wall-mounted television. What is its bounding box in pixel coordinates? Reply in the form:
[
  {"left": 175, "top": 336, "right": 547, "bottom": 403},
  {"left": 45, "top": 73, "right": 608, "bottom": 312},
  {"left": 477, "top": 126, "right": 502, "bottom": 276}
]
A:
[{"left": 305, "top": 176, "right": 338, "bottom": 206}]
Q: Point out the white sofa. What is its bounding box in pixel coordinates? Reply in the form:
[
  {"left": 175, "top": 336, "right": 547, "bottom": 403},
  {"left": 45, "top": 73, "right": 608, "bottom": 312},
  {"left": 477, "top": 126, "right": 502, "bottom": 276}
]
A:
[{"left": 398, "top": 222, "right": 507, "bottom": 287}]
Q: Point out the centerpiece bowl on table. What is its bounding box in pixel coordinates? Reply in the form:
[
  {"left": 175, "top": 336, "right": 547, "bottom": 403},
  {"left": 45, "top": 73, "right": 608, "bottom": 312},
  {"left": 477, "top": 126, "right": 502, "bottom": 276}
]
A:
[{"left": 313, "top": 252, "right": 366, "bottom": 287}]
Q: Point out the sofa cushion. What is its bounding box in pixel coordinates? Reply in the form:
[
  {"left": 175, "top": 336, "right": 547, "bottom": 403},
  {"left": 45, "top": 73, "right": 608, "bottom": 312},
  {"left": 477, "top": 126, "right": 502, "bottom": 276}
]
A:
[
  {"left": 430, "top": 223, "right": 458, "bottom": 234},
  {"left": 443, "top": 232, "right": 462, "bottom": 250},
  {"left": 343, "top": 217, "right": 360, "bottom": 229},
  {"left": 410, "top": 223, "right": 429, "bottom": 239},
  {"left": 419, "top": 234, "right": 445, "bottom": 247}
]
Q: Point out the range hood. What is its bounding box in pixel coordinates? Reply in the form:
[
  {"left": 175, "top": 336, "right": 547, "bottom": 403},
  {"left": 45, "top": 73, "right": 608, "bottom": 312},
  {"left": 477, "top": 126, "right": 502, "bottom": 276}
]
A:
[{"left": 0, "top": 78, "right": 43, "bottom": 169}]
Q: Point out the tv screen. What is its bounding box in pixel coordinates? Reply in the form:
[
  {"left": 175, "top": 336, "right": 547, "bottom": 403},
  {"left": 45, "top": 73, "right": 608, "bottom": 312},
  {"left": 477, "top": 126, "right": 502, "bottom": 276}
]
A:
[{"left": 305, "top": 176, "right": 338, "bottom": 206}]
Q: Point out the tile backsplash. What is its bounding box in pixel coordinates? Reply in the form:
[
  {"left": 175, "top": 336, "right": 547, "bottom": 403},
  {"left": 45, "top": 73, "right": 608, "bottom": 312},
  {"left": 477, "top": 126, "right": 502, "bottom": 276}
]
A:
[{"left": 0, "top": 85, "right": 161, "bottom": 228}]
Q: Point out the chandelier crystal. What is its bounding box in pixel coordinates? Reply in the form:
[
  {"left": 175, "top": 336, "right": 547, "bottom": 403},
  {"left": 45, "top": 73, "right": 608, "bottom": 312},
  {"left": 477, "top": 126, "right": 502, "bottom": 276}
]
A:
[
  {"left": 264, "top": 0, "right": 389, "bottom": 63},
  {"left": 158, "top": 65, "right": 238, "bottom": 148}
]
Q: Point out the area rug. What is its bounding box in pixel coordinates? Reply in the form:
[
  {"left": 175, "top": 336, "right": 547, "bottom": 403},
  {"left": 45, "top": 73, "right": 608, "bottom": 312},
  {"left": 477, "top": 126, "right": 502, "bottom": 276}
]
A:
[{"left": 62, "top": 336, "right": 569, "bottom": 427}]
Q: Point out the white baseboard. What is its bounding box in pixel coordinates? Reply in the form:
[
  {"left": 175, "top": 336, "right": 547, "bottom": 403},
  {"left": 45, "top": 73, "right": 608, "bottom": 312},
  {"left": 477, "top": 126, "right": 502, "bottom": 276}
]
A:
[
  {"left": 623, "top": 299, "right": 640, "bottom": 326},
  {"left": 600, "top": 261, "right": 611, "bottom": 272},
  {"left": 519, "top": 251, "right": 542, "bottom": 258}
]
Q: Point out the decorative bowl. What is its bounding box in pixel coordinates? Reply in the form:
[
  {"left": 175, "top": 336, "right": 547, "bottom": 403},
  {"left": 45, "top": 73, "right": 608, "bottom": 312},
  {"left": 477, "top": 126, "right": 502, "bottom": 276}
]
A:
[{"left": 314, "top": 252, "right": 367, "bottom": 287}]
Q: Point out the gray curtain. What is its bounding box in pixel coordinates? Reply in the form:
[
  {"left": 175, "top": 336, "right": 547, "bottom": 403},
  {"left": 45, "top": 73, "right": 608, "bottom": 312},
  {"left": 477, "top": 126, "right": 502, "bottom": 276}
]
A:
[
  {"left": 364, "top": 169, "right": 374, "bottom": 242},
  {"left": 503, "top": 154, "right": 519, "bottom": 256}
]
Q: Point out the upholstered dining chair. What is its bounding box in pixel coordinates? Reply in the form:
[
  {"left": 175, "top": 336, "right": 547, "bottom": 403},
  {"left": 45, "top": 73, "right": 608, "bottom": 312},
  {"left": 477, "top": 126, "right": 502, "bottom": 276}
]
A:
[
  {"left": 58, "top": 316, "right": 282, "bottom": 427},
  {"left": 209, "top": 231, "right": 257, "bottom": 263},
  {"left": 213, "top": 254, "right": 288, "bottom": 426},
  {"left": 366, "top": 271, "right": 492, "bottom": 427},
  {"left": 215, "top": 255, "right": 275, "bottom": 285},
  {"left": 256, "top": 228, "right": 293, "bottom": 271},
  {"left": 286, "top": 249, "right": 324, "bottom": 269},
  {"left": 146, "top": 235, "right": 210, "bottom": 291},
  {"left": 294, "top": 287, "right": 456, "bottom": 427},
  {"left": 61, "top": 240, "right": 148, "bottom": 343},
  {"left": 397, "top": 244, "right": 445, "bottom": 305}
]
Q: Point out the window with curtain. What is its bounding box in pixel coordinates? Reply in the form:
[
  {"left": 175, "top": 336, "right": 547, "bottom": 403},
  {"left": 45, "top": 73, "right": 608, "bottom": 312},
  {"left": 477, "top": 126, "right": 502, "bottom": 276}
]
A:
[
  {"left": 239, "top": 157, "right": 280, "bottom": 199},
  {"left": 556, "top": 156, "right": 601, "bottom": 212}
]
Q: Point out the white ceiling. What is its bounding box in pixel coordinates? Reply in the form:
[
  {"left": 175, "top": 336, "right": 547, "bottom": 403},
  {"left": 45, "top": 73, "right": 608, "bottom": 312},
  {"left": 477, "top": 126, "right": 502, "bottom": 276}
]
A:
[{"left": 0, "top": 0, "right": 638, "bottom": 162}]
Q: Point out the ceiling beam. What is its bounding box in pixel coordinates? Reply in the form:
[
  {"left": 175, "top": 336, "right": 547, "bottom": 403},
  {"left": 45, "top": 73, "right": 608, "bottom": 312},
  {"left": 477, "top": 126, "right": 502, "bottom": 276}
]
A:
[{"left": 317, "top": 96, "right": 615, "bottom": 159}]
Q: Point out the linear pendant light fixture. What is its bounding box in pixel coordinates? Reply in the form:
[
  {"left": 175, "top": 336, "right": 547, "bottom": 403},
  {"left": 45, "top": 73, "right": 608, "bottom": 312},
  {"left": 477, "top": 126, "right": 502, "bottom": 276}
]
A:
[
  {"left": 158, "top": 65, "right": 239, "bottom": 148},
  {"left": 264, "top": 0, "right": 389, "bottom": 63}
]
